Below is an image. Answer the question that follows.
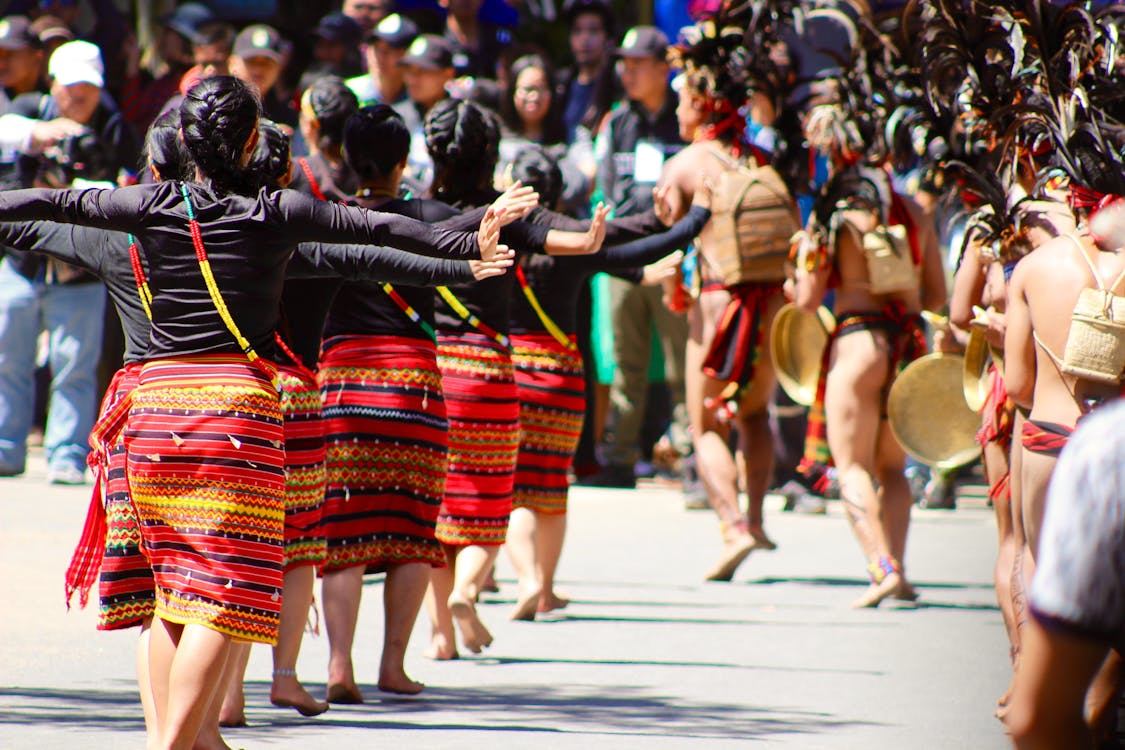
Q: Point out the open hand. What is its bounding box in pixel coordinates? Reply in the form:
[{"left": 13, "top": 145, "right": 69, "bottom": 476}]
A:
[
  {"left": 692, "top": 175, "right": 714, "bottom": 211},
  {"left": 489, "top": 181, "right": 539, "bottom": 226},
  {"left": 469, "top": 253, "right": 513, "bottom": 280},
  {"left": 476, "top": 207, "right": 515, "bottom": 263},
  {"left": 641, "top": 250, "right": 684, "bottom": 286},
  {"left": 582, "top": 202, "right": 610, "bottom": 254}
]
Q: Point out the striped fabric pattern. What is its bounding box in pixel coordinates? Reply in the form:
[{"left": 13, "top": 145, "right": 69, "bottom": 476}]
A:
[
  {"left": 319, "top": 336, "right": 447, "bottom": 572},
  {"left": 277, "top": 364, "right": 328, "bottom": 570},
  {"left": 436, "top": 332, "right": 519, "bottom": 546},
  {"left": 1021, "top": 419, "right": 1073, "bottom": 458},
  {"left": 125, "top": 356, "right": 285, "bottom": 645},
  {"left": 511, "top": 333, "right": 586, "bottom": 515},
  {"left": 96, "top": 364, "right": 157, "bottom": 630}
]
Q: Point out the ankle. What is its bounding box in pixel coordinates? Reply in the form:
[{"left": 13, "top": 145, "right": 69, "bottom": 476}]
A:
[
  {"left": 720, "top": 517, "right": 750, "bottom": 541},
  {"left": 866, "top": 555, "right": 901, "bottom": 584}
]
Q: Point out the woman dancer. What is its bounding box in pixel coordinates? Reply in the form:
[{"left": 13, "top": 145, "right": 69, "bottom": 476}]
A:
[
  {"left": 0, "top": 75, "right": 501, "bottom": 750},
  {"left": 503, "top": 145, "right": 710, "bottom": 618}
]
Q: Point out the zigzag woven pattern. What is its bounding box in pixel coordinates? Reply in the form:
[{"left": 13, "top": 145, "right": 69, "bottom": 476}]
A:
[
  {"left": 436, "top": 333, "right": 519, "bottom": 545},
  {"left": 126, "top": 357, "right": 285, "bottom": 645},
  {"left": 512, "top": 334, "right": 585, "bottom": 515},
  {"left": 319, "top": 336, "right": 447, "bottom": 571},
  {"left": 278, "top": 365, "right": 327, "bottom": 571}
]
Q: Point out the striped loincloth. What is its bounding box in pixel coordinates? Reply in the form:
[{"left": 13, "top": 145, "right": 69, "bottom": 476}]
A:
[
  {"left": 511, "top": 333, "right": 585, "bottom": 515},
  {"left": 319, "top": 335, "right": 447, "bottom": 571},
  {"left": 435, "top": 332, "right": 519, "bottom": 546},
  {"left": 125, "top": 356, "right": 285, "bottom": 645},
  {"left": 277, "top": 363, "right": 327, "bottom": 571}
]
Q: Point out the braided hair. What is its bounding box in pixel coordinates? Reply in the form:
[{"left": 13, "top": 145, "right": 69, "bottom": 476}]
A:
[
  {"left": 424, "top": 98, "right": 500, "bottom": 204},
  {"left": 508, "top": 145, "right": 563, "bottom": 211},
  {"left": 179, "top": 75, "right": 262, "bottom": 196},
  {"left": 247, "top": 119, "right": 291, "bottom": 189},
  {"left": 302, "top": 76, "right": 359, "bottom": 152},
  {"left": 142, "top": 109, "right": 194, "bottom": 182},
  {"left": 343, "top": 104, "right": 411, "bottom": 183}
]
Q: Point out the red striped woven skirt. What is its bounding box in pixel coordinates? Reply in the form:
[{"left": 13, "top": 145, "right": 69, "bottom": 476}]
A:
[
  {"left": 278, "top": 363, "right": 327, "bottom": 571},
  {"left": 511, "top": 333, "right": 585, "bottom": 515},
  {"left": 319, "top": 335, "right": 447, "bottom": 572},
  {"left": 96, "top": 363, "right": 157, "bottom": 629},
  {"left": 436, "top": 332, "right": 519, "bottom": 546},
  {"left": 125, "top": 356, "right": 285, "bottom": 644}
]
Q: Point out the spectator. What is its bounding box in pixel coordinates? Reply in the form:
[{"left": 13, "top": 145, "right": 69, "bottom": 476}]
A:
[
  {"left": 0, "top": 15, "right": 46, "bottom": 109},
  {"left": 342, "top": 0, "right": 394, "bottom": 38},
  {"left": 346, "top": 12, "right": 419, "bottom": 108},
  {"left": 0, "top": 40, "right": 139, "bottom": 484},
  {"left": 441, "top": 0, "right": 512, "bottom": 79},
  {"left": 584, "top": 25, "right": 688, "bottom": 489},
  {"left": 557, "top": 0, "right": 619, "bottom": 144},
  {"left": 190, "top": 21, "right": 235, "bottom": 82},
  {"left": 399, "top": 33, "right": 455, "bottom": 190},
  {"left": 305, "top": 12, "right": 364, "bottom": 83},
  {"left": 230, "top": 23, "right": 297, "bottom": 130},
  {"left": 28, "top": 14, "right": 73, "bottom": 59}
]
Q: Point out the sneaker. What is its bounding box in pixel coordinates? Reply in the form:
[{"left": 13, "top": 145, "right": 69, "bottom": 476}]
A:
[
  {"left": 574, "top": 464, "right": 636, "bottom": 489},
  {"left": 48, "top": 465, "right": 87, "bottom": 485}
]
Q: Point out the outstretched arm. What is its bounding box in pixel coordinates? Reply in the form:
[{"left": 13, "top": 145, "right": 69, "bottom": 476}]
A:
[
  {"left": 555, "top": 206, "right": 710, "bottom": 272},
  {"left": 0, "top": 221, "right": 124, "bottom": 274},
  {"left": 0, "top": 184, "right": 156, "bottom": 233}
]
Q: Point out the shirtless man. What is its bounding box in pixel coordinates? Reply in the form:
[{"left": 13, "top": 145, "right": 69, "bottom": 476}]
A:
[
  {"left": 791, "top": 129, "right": 945, "bottom": 606},
  {"left": 657, "top": 74, "right": 792, "bottom": 581}
]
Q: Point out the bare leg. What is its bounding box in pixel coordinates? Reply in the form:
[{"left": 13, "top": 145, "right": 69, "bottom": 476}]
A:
[
  {"left": 1001, "top": 428, "right": 1028, "bottom": 716},
  {"left": 148, "top": 617, "right": 179, "bottom": 737},
  {"left": 739, "top": 408, "right": 777, "bottom": 549},
  {"left": 270, "top": 565, "right": 328, "bottom": 716},
  {"left": 161, "top": 623, "right": 232, "bottom": 750},
  {"left": 378, "top": 562, "right": 430, "bottom": 694},
  {"left": 424, "top": 545, "right": 458, "bottom": 660},
  {"left": 535, "top": 512, "right": 569, "bottom": 612},
  {"left": 448, "top": 544, "right": 498, "bottom": 653},
  {"left": 505, "top": 507, "right": 541, "bottom": 621},
  {"left": 194, "top": 646, "right": 237, "bottom": 750},
  {"left": 321, "top": 566, "right": 364, "bottom": 704},
  {"left": 1021, "top": 447, "right": 1057, "bottom": 562},
  {"left": 875, "top": 420, "right": 913, "bottom": 600},
  {"left": 217, "top": 642, "right": 249, "bottom": 727},
  {"left": 138, "top": 618, "right": 159, "bottom": 750}
]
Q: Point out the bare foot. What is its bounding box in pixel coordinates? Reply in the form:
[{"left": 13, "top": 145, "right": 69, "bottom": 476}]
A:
[
  {"left": 850, "top": 572, "right": 902, "bottom": 609},
  {"left": 271, "top": 677, "right": 329, "bottom": 717},
  {"left": 192, "top": 730, "right": 234, "bottom": 750},
  {"left": 480, "top": 567, "right": 500, "bottom": 594},
  {"left": 894, "top": 579, "right": 919, "bottom": 602},
  {"left": 448, "top": 590, "right": 494, "bottom": 652},
  {"left": 378, "top": 670, "right": 426, "bottom": 695},
  {"left": 424, "top": 634, "right": 459, "bottom": 660},
  {"left": 704, "top": 534, "right": 755, "bottom": 582},
  {"left": 537, "top": 591, "right": 570, "bottom": 613},
  {"left": 511, "top": 584, "right": 541, "bottom": 621},
  {"left": 217, "top": 709, "right": 246, "bottom": 729},
  {"left": 748, "top": 527, "right": 777, "bottom": 551},
  {"left": 325, "top": 682, "right": 364, "bottom": 705}
]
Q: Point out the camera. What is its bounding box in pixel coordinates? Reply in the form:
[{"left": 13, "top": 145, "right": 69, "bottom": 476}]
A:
[{"left": 38, "top": 130, "right": 115, "bottom": 186}]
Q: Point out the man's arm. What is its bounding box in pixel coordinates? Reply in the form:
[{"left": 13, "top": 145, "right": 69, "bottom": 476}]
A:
[{"left": 1003, "top": 258, "right": 1036, "bottom": 409}]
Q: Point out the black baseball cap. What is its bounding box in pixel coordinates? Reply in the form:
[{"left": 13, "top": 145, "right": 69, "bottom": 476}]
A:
[
  {"left": 314, "top": 13, "right": 362, "bottom": 46},
  {"left": 615, "top": 26, "right": 668, "bottom": 60},
  {"left": 0, "top": 16, "right": 40, "bottom": 50},
  {"left": 234, "top": 24, "right": 284, "bottom": 62},
  {"left": 369, "top": 13, "right": 418, "bottom": 49},
  {"left": 564, "top": 0, "right": 614, "bottom": 27},
  {"left": 160, "top": 2, "right": 215, "bottom": 44},
  {"left": 398, "top": 34, "right": 454, "bottom": 70}
]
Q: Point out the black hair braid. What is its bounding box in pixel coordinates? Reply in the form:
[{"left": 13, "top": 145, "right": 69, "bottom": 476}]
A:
[
  {"left": 247, "top": 119, "right": 291, "bottom": 188},
  {"left": 306, "top": 76, "right": 359, "bottom": 150},
  {"left": 343, "top": 104, "right": 411, "bottom": 183},
  {"left": 509, "top": 145, "right": 562, "bottom": 210},
  {"left": 180, "top": 76, "right": 261, "bottom": 196},
  {"left": 424, "top": 99, "right": 499, "bottom": 203},
  {"left": 142, "top": 109, "right": 194, "bottom": 182}
]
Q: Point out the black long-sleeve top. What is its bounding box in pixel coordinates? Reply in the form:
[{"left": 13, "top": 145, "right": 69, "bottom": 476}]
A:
[
  {"left": 510, "top": 205, "right": 710, "bottom": 336},
  {"left": 0, "top": 182, "right": 481, "bottom": 359},
  {"left": 322, "top": 197, "right": 549, "bottom": 344},
  {"left": 434, "top": 188, "right": 684, "bottom": 338}
]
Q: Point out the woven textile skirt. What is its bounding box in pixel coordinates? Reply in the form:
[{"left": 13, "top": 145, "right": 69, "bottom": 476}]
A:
[
  {"left": 277, "top": 363, "right": 327, "bottom": 571},
  {"left": 511, "top": 333, "right": 585, "bottom": 515},
  {"left": 125, "top": 356, "right": 285, "bottom": 645},
  {"left": 96, "top": 363, "right": 157, "bottom": 629},
  {"left": 436, "top": 332, "right": 519, "bottom": 546},
  {"left": 319, "top": 335, "right": 447, "bottom": 572}
]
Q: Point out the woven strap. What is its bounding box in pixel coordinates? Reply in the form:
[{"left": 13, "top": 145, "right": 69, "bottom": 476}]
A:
[
  {"left": 127, "top": 234, "right": 154, "bottom": 321},
  {"left": 514, "top": 265, "right": 576, "bottom": 351},
  {"left": 297, "top": 157, "right": 327, "bottom": 201},
  {"left": 382, "top": 282, "right": 437, "bottom": 341},
  {"left": 436, "top": 285, "right": 510, "bottom": 348},
  {"left": 180, "top": 185, "right": 276, "bottom": 384}
]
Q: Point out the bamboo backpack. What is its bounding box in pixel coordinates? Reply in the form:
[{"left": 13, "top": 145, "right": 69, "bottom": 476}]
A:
[
  {"left": 1060, "top": 235, "right": 1125, "bottom": 384},
  {"left": 706, "top": 145, "right": 801, "bottom": 287}
]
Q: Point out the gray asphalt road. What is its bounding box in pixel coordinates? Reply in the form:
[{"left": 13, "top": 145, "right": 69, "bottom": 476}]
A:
[{"left": 0, "top": 455, "right": 1010, "bottom": 749}]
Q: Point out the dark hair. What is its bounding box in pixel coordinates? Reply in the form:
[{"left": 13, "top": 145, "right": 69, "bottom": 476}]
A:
[
  {"left": 303, "top": 75, "right": 359, "bottom": 151},
  {"left": 142, "top": 109, "right": 194, "bottom": 181},
  {"left": 424, "top": 98, "right": 500, "bottom": 202},
  {"left": 179, "top": 75, "right": 262, "bottom": 195},
  {"left": 343, "top": 104, "right": 411, "bottom": 182},
  {"left": 508, "top": 144, "right": 563, "bottom": 210},
  {"left": 247, "top": 118, "right": 291, "bottom": 188},
  {"left": 500, "top": 54, "right": 567, "bottom": 146},
  {"left": 195, "top": 21, "right": 235, "bottom": 52}
]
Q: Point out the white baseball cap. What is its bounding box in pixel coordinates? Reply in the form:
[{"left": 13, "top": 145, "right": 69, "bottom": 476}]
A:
[{"left": 49, "top": 40, "right": 104, "bottom": 88}]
